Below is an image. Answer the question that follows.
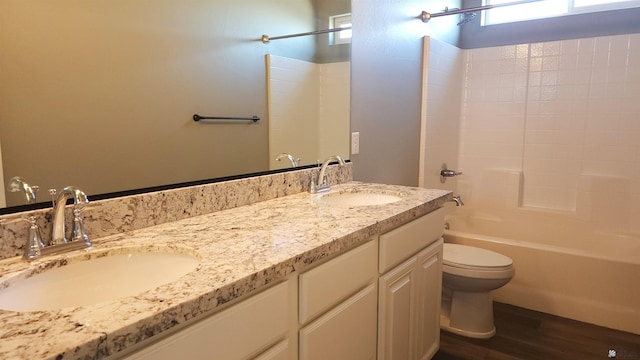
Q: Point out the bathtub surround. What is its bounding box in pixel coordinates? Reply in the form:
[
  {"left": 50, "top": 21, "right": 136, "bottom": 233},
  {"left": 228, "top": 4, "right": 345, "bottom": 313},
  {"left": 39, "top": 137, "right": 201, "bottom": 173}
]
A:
[
  {"left": 0, "top": 178, "right": 450, "bottom": 359},
  {"left": 422, "top": 34, "right": 640, "bottom": 335},
  {"left": 423, "top": 33, "right": 640, "bottom": 234},
  {"left": 457, "top": 33, "right": 640, "bottom": 233},
  {"left": 0, "top": 165, "right": 351, "bottom": 261}
]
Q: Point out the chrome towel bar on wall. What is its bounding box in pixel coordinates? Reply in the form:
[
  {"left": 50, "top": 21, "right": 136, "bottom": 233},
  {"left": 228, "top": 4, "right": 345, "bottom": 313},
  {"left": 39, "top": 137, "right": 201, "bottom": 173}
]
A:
[{"left": 192, "top": 114, "right": 260, "bottom": 122}]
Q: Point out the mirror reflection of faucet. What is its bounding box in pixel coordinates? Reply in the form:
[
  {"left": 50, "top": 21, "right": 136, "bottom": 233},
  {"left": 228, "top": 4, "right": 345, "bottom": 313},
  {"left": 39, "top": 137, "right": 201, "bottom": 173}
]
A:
[
  {"left": 274, "top": 153, "right": 300, "bottom": 168},
  {"left": 7, "top": 176, "right": 39, "bottom": 204},
  {"left": 310, "top": 155, "right": 346, "bottom": 194}
]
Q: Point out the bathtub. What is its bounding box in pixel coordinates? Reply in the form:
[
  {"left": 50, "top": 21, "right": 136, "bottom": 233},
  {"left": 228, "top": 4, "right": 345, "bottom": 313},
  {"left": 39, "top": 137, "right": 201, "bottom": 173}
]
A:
[{"left": 444, "top": 212, "right": 640, "bottom": 335}]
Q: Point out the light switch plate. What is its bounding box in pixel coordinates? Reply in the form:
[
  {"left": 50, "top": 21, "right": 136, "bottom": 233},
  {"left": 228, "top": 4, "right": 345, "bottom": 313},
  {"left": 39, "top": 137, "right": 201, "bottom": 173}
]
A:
[{"left": 351, "top": 132, "right": 360, "bottom": 155}]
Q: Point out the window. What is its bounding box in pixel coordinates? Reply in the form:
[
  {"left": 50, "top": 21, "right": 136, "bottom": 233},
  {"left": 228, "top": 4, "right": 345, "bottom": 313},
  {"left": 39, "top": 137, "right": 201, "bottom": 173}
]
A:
[
  {"left": 482, "top": 0, "right": 640, "bottom": 26},
  {"left": 330, "top": 13, "right": 352, "bottom": 45}
]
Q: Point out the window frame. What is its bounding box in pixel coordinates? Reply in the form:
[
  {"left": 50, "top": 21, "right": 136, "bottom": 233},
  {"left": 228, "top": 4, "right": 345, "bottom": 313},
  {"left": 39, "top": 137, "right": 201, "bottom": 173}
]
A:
[
  {"left": 329, "top": 13, "right": 352, "bottom": 46},
  {"left": 482, "top": 0, "right": 640, "bottom": 26}
]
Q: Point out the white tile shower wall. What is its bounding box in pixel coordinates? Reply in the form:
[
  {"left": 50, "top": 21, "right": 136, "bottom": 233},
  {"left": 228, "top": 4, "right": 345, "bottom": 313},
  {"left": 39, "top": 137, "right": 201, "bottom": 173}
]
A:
[
  {"left": 267, "top": 55, "right": 320, "bottom": 169},
  {"left": 267, "top": 55, "right": 350, "bottom": 168},
  {"left": 318, "top": 61, "right": 350, "bottom": 161},
  {"left": 458, "top": 43, "right": 528, "bottom": 206},
  {"left": 523, "top": 39, "right": 591, "bottom": 210},
  {"left": 421, "top": 37, "right": 463, "bottom": 191},
  {"left": 458, "top": 33, "right": 640, "bottom": 235}
]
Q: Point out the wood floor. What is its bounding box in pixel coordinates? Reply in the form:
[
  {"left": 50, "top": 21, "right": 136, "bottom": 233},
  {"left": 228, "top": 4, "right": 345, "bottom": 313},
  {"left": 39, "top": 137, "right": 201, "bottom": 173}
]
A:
[{"left": 433, "top": 302, "right": 640, "bottom": 360}]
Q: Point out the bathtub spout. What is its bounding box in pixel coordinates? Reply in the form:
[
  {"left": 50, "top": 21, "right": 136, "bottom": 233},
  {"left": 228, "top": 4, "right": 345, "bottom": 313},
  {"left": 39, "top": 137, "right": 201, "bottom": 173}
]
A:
[{"left": 451, "top": 195, "right": 464, "bottom": 206}]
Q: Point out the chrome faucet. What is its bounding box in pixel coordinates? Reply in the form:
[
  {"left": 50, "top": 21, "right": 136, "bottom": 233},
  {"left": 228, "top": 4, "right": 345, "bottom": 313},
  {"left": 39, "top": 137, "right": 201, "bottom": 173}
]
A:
[
  {"left": 312, "top": 155, "right": 346, "bottom": 193},
  {"left": 1, "top": 216, "right": 46, "bottom": 260},
  {"left": 7, "top": 176, "right": 39, "bottom": 204},
  {"left": 451, "top": 195, "right": 464, "bottom": 207},
  {"left": 50, "top": 186, "right": 90, "bottom": 246},
  {"left": 440, "top": 163, "right": 462, "bottom": 184},
  {"left": 23, "top": 216, "right": 46, "bottom": 260},
  {"left": 1, "top": 186, "right": 93, "bottom": 260},
  {"left": 275, "top": 153, "right": 299, "bottom": 167}
]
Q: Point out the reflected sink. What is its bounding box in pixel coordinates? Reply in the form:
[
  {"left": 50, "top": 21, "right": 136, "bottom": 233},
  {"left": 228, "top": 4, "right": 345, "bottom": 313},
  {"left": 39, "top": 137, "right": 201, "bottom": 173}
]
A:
[
  {"left": 0, "top": 247, "right": 200, "bottom": 312},
  {"left": 319, "top": 190, "right": 402, "bottom": 207}
]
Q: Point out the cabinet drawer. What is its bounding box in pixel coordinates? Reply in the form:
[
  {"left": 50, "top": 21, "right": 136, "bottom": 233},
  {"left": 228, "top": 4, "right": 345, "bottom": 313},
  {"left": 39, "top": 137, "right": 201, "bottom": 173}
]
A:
[
  {"left": 299, "top": 239, "right": 377, "bottom": 324},
  {"left": 379, "top": 207, "right": 445, "bottom": 274},
  {"left": 124, "top": 281, "right": 289, "bottom": 360}
]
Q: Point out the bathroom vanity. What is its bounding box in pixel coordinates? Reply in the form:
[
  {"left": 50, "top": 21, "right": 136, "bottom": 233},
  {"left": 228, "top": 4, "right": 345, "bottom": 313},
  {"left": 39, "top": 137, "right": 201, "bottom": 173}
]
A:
[
  {"left": 121, "top": 207, "right": 446, "bottom": 360},
  {"left": 0, "top": 174, "right": 450, "bottom": 360}
]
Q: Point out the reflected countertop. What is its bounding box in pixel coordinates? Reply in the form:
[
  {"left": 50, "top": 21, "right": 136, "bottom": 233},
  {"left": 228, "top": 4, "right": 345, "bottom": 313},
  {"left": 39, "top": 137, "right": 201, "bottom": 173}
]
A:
[{"left": 0, "top": 181, "right": 451, "bottom": 360}]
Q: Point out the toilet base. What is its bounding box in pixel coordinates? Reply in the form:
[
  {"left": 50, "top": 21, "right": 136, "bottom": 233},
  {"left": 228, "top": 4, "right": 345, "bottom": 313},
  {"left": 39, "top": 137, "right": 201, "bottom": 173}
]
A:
[
  {"left": 440, "top": 290, "right": 496, "bottom": 339},
  {"left": 440, "top": 313, "right": 496, "bottom": 339}
]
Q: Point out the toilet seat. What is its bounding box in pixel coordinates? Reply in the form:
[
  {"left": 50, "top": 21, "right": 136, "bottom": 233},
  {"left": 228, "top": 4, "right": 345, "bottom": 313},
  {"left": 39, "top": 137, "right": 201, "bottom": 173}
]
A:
[{"left": 443, "top": 244, "right": 514, "bottom": 279}]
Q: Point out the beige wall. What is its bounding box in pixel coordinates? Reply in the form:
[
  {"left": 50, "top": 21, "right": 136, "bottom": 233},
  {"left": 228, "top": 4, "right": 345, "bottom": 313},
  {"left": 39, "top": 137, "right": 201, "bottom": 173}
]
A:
[
  {"left": 0, "top": 137, "right": 5, "bottom": 207},
  {"left": 0, "top": 0, "right": 317, "bottom": 206},
  {"left": 350, "top": 0, "right": 461, "bottom": 186}
]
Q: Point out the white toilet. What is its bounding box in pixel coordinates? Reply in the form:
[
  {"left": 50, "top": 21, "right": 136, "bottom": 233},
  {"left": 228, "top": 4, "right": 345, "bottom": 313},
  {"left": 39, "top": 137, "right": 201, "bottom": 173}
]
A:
[{"left": 440, "top": 243, "right": 515, "bottom": 339}]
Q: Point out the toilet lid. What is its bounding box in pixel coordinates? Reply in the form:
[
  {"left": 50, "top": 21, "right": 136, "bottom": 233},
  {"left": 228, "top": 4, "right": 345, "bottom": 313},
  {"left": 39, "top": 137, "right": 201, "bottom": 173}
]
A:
[{"left": 443, "top": 243, "right": 512, "bottom": 269}]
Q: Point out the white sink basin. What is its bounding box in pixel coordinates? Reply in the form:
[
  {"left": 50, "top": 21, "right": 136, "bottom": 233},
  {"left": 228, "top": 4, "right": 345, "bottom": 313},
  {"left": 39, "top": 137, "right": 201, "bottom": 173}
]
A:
[
  {"left": 320, "top": 191, "right": 402, "bottom": 207},
  {"left": 0, "top": 247, "right": 200, "bottom": 312}
]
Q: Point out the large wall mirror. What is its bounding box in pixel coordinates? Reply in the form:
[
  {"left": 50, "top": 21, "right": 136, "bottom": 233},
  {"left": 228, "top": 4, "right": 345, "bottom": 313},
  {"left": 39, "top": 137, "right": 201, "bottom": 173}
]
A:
[{"left": 0, "top": 0, "right": 351, "bottom": 210}]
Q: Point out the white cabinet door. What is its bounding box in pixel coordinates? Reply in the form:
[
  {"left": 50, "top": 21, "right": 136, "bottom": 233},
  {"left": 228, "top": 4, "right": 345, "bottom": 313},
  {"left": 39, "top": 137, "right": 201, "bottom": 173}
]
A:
[
  {"left": 299, "top": 283, "right": 378, "bottom": 360},
  {"left": 377, "top": 209, "right": 444, "bottom": 360},
  {"left": 253, "top": 339, "right": 290, "bottom": 360},
  {"left": 415, "top": 239, "right": 443, "bottom": 360},
  {"left": 378, "top": 256, "right": 418, "bottom": 360}
]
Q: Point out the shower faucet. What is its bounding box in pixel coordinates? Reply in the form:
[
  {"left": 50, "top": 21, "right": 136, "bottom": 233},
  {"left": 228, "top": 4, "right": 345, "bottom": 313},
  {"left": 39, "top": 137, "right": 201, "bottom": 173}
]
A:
[
  {"left": 440, "top": 163, "right": 462, "bottom": 183},
  {"left": 441, "top": 169, "right": 463, "bottom": 177}
]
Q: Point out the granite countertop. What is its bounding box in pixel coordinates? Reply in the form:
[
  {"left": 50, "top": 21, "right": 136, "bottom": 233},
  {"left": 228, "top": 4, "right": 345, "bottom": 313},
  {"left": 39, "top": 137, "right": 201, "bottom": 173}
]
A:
[{"left": 0, "top": 181, "right": 451, "bottom": 360}]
